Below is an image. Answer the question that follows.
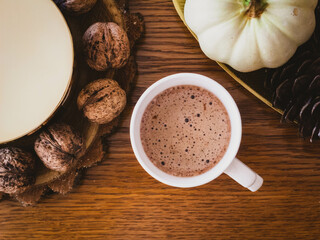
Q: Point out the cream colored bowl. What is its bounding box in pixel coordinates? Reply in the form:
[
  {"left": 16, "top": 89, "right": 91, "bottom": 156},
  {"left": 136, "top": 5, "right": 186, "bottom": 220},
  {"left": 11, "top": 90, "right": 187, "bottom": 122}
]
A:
[{"left": 0, "top": 0, "right": 73, "bottom": 144}]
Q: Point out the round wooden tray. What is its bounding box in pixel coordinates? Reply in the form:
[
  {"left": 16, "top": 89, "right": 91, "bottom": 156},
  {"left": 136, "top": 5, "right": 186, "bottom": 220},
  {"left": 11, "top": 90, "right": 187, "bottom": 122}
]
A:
[{"left": 0, "top": 0, "right": 144, "bottom": 206}]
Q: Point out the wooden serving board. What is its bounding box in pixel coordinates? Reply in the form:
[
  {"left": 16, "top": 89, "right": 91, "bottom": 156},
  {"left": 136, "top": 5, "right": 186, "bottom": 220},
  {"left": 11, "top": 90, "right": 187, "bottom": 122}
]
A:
[
  {"left": 172, "top": 0, "right": 283, "bottom": 115},
  {"left": 0, "top": 0, "right": 144, "bottom": 205}
]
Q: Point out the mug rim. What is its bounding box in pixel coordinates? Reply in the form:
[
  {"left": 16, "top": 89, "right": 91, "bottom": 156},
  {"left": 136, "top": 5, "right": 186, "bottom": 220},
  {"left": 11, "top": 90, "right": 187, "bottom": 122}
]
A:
[{"left": 130, "top": 73, "right": 242, "bottom": 187}]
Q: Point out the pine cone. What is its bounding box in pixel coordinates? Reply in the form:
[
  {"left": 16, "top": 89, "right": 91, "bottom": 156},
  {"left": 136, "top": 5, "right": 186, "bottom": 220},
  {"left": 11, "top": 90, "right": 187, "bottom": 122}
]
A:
[{"left": 264, "top": 3, "right": 320, "bottom": 142}]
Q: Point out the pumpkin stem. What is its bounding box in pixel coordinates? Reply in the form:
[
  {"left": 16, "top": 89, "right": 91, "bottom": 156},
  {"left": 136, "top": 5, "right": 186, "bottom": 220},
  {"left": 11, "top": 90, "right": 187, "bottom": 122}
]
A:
[{"left": 245, "top": 0, "right": 268, "bottom": 18}]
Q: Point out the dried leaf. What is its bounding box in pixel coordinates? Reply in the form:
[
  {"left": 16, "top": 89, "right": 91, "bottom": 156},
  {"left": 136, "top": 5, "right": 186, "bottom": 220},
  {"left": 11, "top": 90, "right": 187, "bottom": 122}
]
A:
[
  {"left": 14, "top": 185, "right": 46, "bottom": 206},
  {"left": 78, "top": 138, "right": 105, "bottom": 168},
  {"left": 48, "top": 170, "right": 79, "bottom": 195},
  {"left": 115, "top": 55, "right": 137, "bottom": 92},
  {"left": 99, "top": 118, "right": 120, "bottom": 137},
  {"left": 125, "top": 12, "right": 145, "bottom": 48}
]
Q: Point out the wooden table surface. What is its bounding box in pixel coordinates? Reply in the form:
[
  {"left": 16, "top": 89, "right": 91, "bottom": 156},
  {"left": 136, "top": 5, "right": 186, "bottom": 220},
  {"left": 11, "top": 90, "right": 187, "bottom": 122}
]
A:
[{"left": 1, "top": 1, "right": 320, "bottom": 239}]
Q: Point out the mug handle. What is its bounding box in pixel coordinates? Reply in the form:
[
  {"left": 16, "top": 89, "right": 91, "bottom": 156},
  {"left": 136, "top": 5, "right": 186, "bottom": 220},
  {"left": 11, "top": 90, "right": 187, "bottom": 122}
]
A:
[{"left": 224, "top": 158, "right": 263, "bottom": 192}]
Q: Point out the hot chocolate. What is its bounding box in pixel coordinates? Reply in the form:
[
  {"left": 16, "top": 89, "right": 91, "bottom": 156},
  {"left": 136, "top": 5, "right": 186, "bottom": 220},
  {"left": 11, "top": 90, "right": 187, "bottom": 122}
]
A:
[{"left": 140, "top": 85, "right": 231, "bottom": 177}]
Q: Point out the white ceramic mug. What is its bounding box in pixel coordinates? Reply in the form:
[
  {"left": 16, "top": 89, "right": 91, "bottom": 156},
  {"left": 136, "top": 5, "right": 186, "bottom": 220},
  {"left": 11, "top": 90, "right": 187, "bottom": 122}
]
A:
[{"left": 130, "top": 73, "right": 263, "bottom": 192}]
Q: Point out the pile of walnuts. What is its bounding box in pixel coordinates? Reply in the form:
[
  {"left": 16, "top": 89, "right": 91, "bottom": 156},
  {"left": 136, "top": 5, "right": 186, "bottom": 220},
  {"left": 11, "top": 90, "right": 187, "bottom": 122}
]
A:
[{"left": 0, "top": 0, "right": 129, "bottom": 195}]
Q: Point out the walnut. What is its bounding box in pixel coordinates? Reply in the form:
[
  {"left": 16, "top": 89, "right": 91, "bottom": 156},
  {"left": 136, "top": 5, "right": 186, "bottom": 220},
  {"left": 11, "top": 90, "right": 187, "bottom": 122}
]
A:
[
  {"left": 54, "top": 0, "right": 97, "bottom": 15},
  {"left": 0, "top": 147, "right": 35, "bottom": 195},
  {"left": 83, "top": 22, "right": 130, "bottom": 71},
  {"left": 77, "top": 78, "right": 126, "bottom": 124},
  {"left": 34, "top": 123, "right": 83, "bottom": 172}
]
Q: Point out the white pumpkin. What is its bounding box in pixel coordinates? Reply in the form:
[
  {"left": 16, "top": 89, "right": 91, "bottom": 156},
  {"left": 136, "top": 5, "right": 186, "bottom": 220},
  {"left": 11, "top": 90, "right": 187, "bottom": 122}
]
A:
[{"left": 184, "top": 0, "right": 317, "bottom": 72}]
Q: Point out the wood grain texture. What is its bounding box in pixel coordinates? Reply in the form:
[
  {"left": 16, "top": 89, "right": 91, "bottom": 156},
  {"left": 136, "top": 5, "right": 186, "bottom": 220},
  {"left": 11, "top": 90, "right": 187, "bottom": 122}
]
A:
[{"left": 0, "top": 0, "right": 319, "bottom": 239}]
